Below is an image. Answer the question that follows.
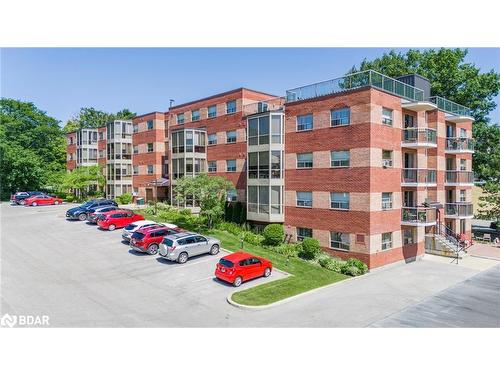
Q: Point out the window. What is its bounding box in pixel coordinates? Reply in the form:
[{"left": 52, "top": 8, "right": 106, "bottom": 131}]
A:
[
  {"left": 331, "top": 108, "right": 350, "bottom": 126},
  {"left": 460, "top": 128, "right": 467, "bottom": 138},
  {"left": 382, "top": 108, "right": 393, "bottom": 126},
  {"left": 382, "top": 150, "right": 393, "bottom": 167},
  {"left": 208, "top": 161, "right": 217, "bottom": 172},
  {"left": 296, "top": 192, "right": 312, "bottom": 207},
  {"left": 297, "top": 228, "right": 312, "bottom": 241},
  {"left": 460, "top": 190, "right": 466, "bottom": 202},
  {"left": 208, "top": 105, "right": 217, "bottom": 118},
  {"left": 191, "top": 109, "right": 200, "bottom": 121},
  {"left": 404, "top": 114, "right": 414, "bottom": 128},
  {"left": 177, "top": 113, "right": 184, "bottom": 125},
  {"left": 248, "top": 115, "right": 271, "bottom": 145},
  {"left": 227, "top": 189, "right": 237, "bottom": 202},
  {"left": 147, "top": 120, "right": 154, "bottom": 130},
  {"left": 226, "top": 159, "right": 236, "bottom": 172},
  {"left": 99, "top": 131, "right": 104, "bottom": 140},
  {"left": 147, "top": 165, "right": 154, "bottom": 174},
  {"left": 147, "top": 143, "right": 153, "bottom": 152},
  {"left": 99, "top": 150, "right": 104, "bottom": 158},
  {"left": 330, "top": 192, "right": 349, "bottom": 210},
  {"left": 133, "top": 165, "right": 139, "bottom": 175},
  {"left": 226, "top": 100, "right": 236, "bottom": 114},
  {"left": 460, "top": 159, "right": 467, "bottom": 171},
  {"left": 382, "top": 193, "right": 393, "bottom": 210},
  {"left": 331, "top": 151, "right": 350, "bottom": 167},
  {"left": 297, "top": 114, "right": 313, "bottom": 131},
  {"left": 133, "top": 145, "right": 138, "bottom": 154},
  {"left": 208, "top": 133, "right": 217, "bottom": 145},
  {"left": 403, "top": 229, "right": 415, "bottom": 245},
  {"left": 133, "top": 124, "right": 138, "bottom": 133},
  {"left": 382, "top": 232, "right": 392, "bottom": 250},
  {"left": 331, "top": 232, "right": 350, "bottom": 251},
  {"left": 226, "top": 130, "right": 237, "bottom": 143},
  {"left": 297, "top": 153, "right": 313, "bottom": 169}
]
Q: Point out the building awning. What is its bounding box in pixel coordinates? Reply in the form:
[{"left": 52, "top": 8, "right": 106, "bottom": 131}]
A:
[{"left": 147, "top": 177, "right": 169, "bottom": 187}]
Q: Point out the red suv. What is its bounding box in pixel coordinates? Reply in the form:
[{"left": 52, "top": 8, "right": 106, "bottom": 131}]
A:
[
  {"left": 215, "top": 252, "right": 272, "bottom": 287},
  {"left": 97, "top": 210, "right": 144, "bottom": 231},
  {"left": 130, "top": 226, "right": 181, "bottom": 255}
]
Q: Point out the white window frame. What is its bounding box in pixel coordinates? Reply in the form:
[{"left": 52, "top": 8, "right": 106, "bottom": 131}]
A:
[
  {"left": 297, "top": 114, "right": 313, "bottom": 132},
  {"left": 382, "top": 192, "right": 393, "bottom": 210},
  {"left": 331, "top": 107, "right": 350, "bottom": 126},
  {"left": 297, "top": 227, "right": 313, "bottom": 241},
  {"left": 330, "top": 192, "right": 350, "bottom": 210},
  {"left": 382, "top": 107, "right": 393, "bottom": 126},
  {"left": 297, "top": 153, "right": 313, "bottom": 169},
  {"left": 296, "top": 191, "right": 312, "bottom": 208},
  {"left": 330, "top": 232, "right": 350, "bottom": 251},
  {"left": 382, "top": 232, "right": 392, "bottom": 250},
  {"left": 330, "top": 151, "right": 350, "bottom": 167}
]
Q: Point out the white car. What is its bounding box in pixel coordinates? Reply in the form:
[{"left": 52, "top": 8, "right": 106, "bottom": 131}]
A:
[{"left": 121, "top": 221, "right": 178, "bottom": 242}]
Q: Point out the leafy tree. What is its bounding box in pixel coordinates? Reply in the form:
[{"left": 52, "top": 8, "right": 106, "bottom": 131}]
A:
[
  {"left": 0, "top": 98, "right": 66, "bottom": 199},
  {"left": 173, "top": 174, "right": 235, "bottom": 228},
  {"left": 61, "top": 165, "right": 105, "bottom": 198},
  {"left": 477, "top": 182, "right": 500, "bottom": 221},
  {"left": 115, "top": 108, "right": 136, "bottom": 120},
  {"left": 62, "top": 107, "right": 136, "bottom": 133}
]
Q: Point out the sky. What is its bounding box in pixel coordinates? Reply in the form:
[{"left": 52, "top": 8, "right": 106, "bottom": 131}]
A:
[{"left": 1, "top": 48, "right": 499, "bottom": 125}]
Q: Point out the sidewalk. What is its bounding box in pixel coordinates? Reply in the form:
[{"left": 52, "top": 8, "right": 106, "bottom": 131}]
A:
[{"left": 467, "top": 242, "right": 500, "bottom": 261}]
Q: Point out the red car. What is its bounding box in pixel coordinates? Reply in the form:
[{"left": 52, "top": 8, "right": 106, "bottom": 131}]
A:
[
  {"left": 215, "top": 252, "right": 272, "bottom": 287},
  {"left": 130, "top": 226, "right": 182, "bottom": 255},
  {"left": 24, "top": 194, "right": 63, "bottom": 206},
  {"left": 97, "top": 210, "right": 144, "bottom": 231}
]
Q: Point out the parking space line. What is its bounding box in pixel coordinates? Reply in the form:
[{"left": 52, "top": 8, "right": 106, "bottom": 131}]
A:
[
  {"left": 171, "top": 257, "right": 218, "bottom": 269},
  {"left": 190, "top": 276, "right": 215, "bottom": 283}
]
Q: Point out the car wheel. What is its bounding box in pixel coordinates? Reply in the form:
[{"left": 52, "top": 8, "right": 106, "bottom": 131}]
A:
[
  {"left": 54, "top": 200, "right": 59, "bottom": 205},
  {"left": 32, "top": 202, "right": 37, "bottom": 206},
  {"left": 78, "top": 213, "right": 87, "bottom": 221},
  {"left": 147, "top": 244, "right": 159, "bottom": 255},
  {"left": 233, "top": 276, "right": 243, "bottom": 287},
  {"left": 209, "top": 244, "right": 220, "bottom": 255},
  {"left": 19, "top": 200, "right": 25, "bottom": 205},
  {"left": 178, "top": 252, "right": 188, "bottom": 264},
  {"left": 263, "top": 267, "right": 271, "bottom": 277},
  {"left": 108, "top": 224, "right": 116, "bottom": 231}
]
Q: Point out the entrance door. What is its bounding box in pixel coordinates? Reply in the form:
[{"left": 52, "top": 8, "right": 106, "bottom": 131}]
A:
[
  {"left": 146, "top": 188, "right": 153, "bottom": 202},
  {"left": 403, "top": 191, "right": 414, "bottom": 207},
  {"left": 404, "top": 152, "right": 415, "bottom": 168}
]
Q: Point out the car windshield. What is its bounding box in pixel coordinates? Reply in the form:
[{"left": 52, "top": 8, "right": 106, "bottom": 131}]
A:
[
  {"left": 162, "top": 238, "right": 174, "bottom": 247},
  {"left": 131, "top": 232, "right": 145, "bottom": 240},
  {"left": 125, "top": 224, "right": 137, "bottom": 230},
  {"left": 219, "top": 259, "right": 234, "bottom": 268}
]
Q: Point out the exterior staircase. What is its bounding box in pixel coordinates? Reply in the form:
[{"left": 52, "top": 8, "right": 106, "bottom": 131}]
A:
[{"left": 425, "top": 222, "right": 470, "bottom": 258}]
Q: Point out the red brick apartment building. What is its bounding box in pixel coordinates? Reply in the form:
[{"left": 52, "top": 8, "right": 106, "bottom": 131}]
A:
[{"left": 66, "top": 70, "right": 475, "bottom": 269}]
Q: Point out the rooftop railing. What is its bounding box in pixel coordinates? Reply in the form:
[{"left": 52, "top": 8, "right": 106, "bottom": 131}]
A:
[
  {"left": 429, "top": 96, "right": 472, "bottom": 117},
  {"left": 243, "top": 97, "right": 286, "bottom": 116},
  {"left": 286, "top": 70, "right": 425, "bottom": 103}
]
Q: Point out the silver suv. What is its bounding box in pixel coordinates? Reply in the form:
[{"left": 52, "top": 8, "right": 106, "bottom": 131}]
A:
[{"left": 159, "top": 232, "right": 220, "bottom": 263}]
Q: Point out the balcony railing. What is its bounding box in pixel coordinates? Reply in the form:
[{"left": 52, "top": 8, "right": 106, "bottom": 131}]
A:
[
  {"left": 401, "top": 169, "right": 437, "bottom": 185},
  {"left": 243, "top": 97, "right": 285, "bottom": 116},
  {"left": 445, "top": 171, "right": 474, "bottom": 185},
  {"left": 286, "top": 70, "right": 425, "bottom": 103},
  {"left": 401, "top": 207, "right": 437, "bottom": 225},
  {"left": 445, "top": 203, "right": 473, "bottom": 218},
  {"left": 429, "top": 96, "right": 472, "bottom": 117},
  {"left": 402, "top": 128, "right": 437, "bottom": 146},
  {"left": 445, "top": 138, "right": 474, "bottom": 152}
]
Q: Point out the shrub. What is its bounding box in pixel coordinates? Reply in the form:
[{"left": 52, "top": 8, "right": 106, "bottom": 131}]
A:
[
  {"left": 262, "top": 224, "right": 284, "bottom": 246},
  {"left": 318, "top": 257, "right": 344, "bottom": 273},
  {"left": 66, "top": 194, "right": 75, "bottom": 202},
  {"left": 239, "top": 204, "right": 247, "bottom": 224},
  {"left": 243, "top": 231, "right": 264, "bottom": 246},
  {"left": 273, "top": 243, "right": 300, "bottom": 258},
  {"left": 217, "top": 221, "right": 244, "bottom": 236},
  {"left": 117, "top": 193, "right": 132, "bottom": 205},
  {"left": 225, "top": 202, "right": 233, "bottom": 222},
  {"left": 340, "top": 258, "right": 368, "bottom": 276},
  {"left": 299, "top": 238, "right": 322, "bottom": 260},
  {"left": 232, "top": 202, "right": 243, "bottom": 224}
]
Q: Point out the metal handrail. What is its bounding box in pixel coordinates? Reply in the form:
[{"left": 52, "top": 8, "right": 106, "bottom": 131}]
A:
[{"left": 429, "top": 96, "right": 472, "bottom": 117}]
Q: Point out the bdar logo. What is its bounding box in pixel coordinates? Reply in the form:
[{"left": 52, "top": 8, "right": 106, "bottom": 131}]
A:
[{"left": 0, "top": 314, "right": 18, "bottom": 328}]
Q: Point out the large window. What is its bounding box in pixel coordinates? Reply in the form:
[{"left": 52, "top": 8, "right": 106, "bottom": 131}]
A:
[
  {"left": 208, "top": 133, "right": 217, "bottom": 145},
  {"left": 177, "top": 113, "right": 185, "bottom": 125},
  {"left": 191, "top": 109, "right": 200, "bottom": 121},
  {"left": 226, "top": 100, "right": 237, "bottom": 114},
  {"left": 382, "top": 108, "right": 393, "bottom": 126},
  {"left": 331, "top": 232, "right": 350, "bottom": 251},
  {"left": 171, "top": 129, "right": 206, "bottom": 154},
  {"left": 331, "top": 151, "right": 350, "bottom": 167},
  {"left": 296, "top": 192, "right": 312, "bottom": 207},
  {"left": 297, "top": 114, "right": 313, "bottom": 131},
  {"left": 382, "top": 232, "right": 392, "bottom": 250},
  {"left": 147, "top": 120, "right": 154, "bottom": 130},
  {"left": 226, "top": 130, "right": 237, "bottom": 143},
  {"left": 248, "top": 186, "right": 282, "bottom": 215},
  {"left": 331, "top": 108, "right": 350, "bottom": 126},
  {"left": 248, "top": 115, "right": 271, "bottom": 145},
  {"left": 226, "top": 159, "right": 236, "bottom": 172},
  {"left": 271, "top": 151, "right": 281, "bottom": 179},
  {"left": 248, "top": 151, "right": 281, "bottom": 179},
  {"left": 208, "top": 105, "right": 217, "bottom": 118},
  {"left": 297, "top": 153, "right": 313, "bottom": 169},
  {"left": 271, "top": 115, "right": 282, "bottom": 144},
  {"left": 297, "top": 228, "right": 312, "bottom": 241},
  {"left": 208, "top": 161, "right": 217, "bottom": 173},
  {"left": 330, "top": 192, "right": 349, "bottom": 210},
  {"left": 382, "top": 192, "right": 393, "bottom": 210}
]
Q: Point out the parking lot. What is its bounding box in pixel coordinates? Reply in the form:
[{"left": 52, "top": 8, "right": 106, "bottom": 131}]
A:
[{"left": 2, "top": 202, "right": 499, "bottom": 327}]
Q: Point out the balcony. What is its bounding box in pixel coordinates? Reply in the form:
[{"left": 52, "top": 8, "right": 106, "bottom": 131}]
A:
[
  {"left": 243, "top": 97, "right": 285, "bottom": 116},
  {"left": 401, "top": 207, "right": 437, "bottom": 226},
  {"left": 247, "top": 203, "right": 284, "bottom": 223},
  {"left": 445, "top": 138, "right": 474, "bottom": 154},
  {"left": 445, "top": 203, "right": 473, "bottom": 219},
  {"left": 401, "top": 169, "right": 437, "bottom": 187},
  {"left": 429, "top": 96, "right": 474, "bottom": 121},
  {"left": 401, "top": 128, "right": 437, "bottom": 148},
  {"left": 444, "top": 171, "right": 474, "bottom": 186},
  {"left": 401, "top": 101, "right": 438, "bottom": 112},
  {"left": 286, "top": 70, "right": 424, "bottom": 103}
]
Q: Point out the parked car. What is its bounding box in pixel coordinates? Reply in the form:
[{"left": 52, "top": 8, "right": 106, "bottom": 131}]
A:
[
  {"left": 87, "top": 205, "right": 124, "bottom": 224},
  {"left": 215, "top": 252, "right": 272, "bottom": 287},
  {"left": 122, "top": 220, "right": 163, "bottom": 242},
  {"left": 158, "top": 232, "right": 220, "bottom": 263},
  {"left": 66, "top": 199, "right": 117, "bottom": 221},
  {"left": 24, "top": 194, "right": 63, "bottom": 206},
  {"left": 10, "top": 191, "right": 45, "bottom": 205},
  {"left": 130, "top": 226, "right": 182, "bottom": 255},
  {"left": 97, "top": 210, "right": 145, "bottom": 231}
]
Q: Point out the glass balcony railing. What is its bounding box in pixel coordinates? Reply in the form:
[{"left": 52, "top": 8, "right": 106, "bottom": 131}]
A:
[
  {"left": 429, "top": 96, "right": 472, "bottom": 117},
  {"left": 401, "top": 169, "right": 437, "bottom": 185},
  {"left": 401, "top": 207, "right": 437, "bottom": 224},
  {"left": 445, "top": 203, "right": 473, "bottom": 217},
  {"left": 402, "top": 127, "right": 437, "bottom": 145},
  {"left": 445, "top": 171, "right": 474, "bottom": 184},
  {"left": 445, "top": 138, "right": 475, "bottom": 152},
  {"left": 286, "top": 70, "right": 425, "bottom": 103},
  {"left": 243, "top": 97, "right": 285, "bottom": 116}
]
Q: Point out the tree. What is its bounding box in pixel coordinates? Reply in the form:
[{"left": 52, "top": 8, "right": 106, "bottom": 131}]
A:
[
  {"left": 477, "top": 182, "right": 500, "bottom": 221},
  {"left": 62, "top": 107, "right": 136, "bottom": 133},
  {"left": 348, "top": 48, "right": 500, "bottom": 181},
  {"left": 0, "top": 98, "right": 66, "bottom": 199},
  {"left": 61, "top": 165, "right": 105, "bottom": 198},
  {"left": 173, "top": 174, "right": 235, "bottom": 228}
]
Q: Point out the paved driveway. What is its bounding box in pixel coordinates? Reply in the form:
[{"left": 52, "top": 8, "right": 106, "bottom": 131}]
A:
[{"left": 1, "top": 203, "right": 498, "bottom": 327}]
